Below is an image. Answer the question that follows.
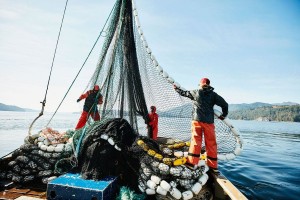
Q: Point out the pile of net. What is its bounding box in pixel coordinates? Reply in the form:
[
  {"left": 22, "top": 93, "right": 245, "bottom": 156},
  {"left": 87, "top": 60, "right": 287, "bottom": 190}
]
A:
[
  {"left": 0, "top": 118, "right": 213, "bottom": 199},
  {"left": 0, "top": 128, "right": 74, "bottom": 184},
  {"left": 70, "top": 118, "right": 213, "bottom": 199}
]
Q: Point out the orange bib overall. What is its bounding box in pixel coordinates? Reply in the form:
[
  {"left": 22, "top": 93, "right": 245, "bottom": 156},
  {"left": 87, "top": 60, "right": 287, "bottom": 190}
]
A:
[{"left": 187, "top": 121, "right": 218, "bottom": 169}]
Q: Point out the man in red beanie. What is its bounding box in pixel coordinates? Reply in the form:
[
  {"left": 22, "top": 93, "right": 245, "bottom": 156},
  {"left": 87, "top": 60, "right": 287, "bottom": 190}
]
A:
[
  {"left": 174, "top": 78, "right": 228, "bottom": 175},
  {"left": 75, "top": 85, "right": 103, "bottom": 130}
]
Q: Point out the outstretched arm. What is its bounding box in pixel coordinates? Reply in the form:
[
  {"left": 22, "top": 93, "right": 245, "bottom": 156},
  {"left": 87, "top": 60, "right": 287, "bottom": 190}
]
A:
[
  {"left": 77, "top": 90, "right": 91, "bottom": 102},
  {"left": 173, "top": 84, "right": 194, "bottom": 100}
]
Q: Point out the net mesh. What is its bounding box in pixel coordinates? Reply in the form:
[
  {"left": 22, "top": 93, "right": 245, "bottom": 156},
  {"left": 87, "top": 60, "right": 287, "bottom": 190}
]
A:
[{"left": 83, "top": 0, "right": 241, "bottom": 156}]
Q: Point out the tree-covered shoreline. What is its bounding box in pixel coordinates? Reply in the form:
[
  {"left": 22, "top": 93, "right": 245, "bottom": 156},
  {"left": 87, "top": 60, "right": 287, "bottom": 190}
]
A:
[{"left": 228, "top": 105, "right": 300, "bottom": 122}]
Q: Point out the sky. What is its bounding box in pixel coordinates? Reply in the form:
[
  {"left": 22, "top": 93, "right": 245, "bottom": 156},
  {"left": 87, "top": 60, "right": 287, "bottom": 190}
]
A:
[{"left": 1, "top": 0, "right": 300, "bottom": 112}]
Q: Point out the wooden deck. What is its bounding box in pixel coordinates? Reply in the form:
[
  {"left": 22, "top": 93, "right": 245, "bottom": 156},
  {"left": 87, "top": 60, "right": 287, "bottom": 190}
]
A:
[
  {"left": 0, "top": 181, "right": 46, "bottom": 200},
  {"left": 211, "top": 173, "right": 247, "bottom": 200}
]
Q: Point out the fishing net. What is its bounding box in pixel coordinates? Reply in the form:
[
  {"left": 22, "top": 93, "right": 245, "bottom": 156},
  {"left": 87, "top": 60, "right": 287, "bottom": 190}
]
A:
[
  {"left": 0, "top": 130, "right": 74, "bottom": 185},
  {"left": 82, "top": 0, "right": 242, "bottom": 157},
  {"left": 0, "top": 1, "right": 242, "bottom": 199}
]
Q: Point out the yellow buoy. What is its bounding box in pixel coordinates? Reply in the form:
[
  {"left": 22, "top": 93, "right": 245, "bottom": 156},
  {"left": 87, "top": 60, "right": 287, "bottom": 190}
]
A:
[
  {"left": 173, "top": 157, "right": 187, "bottom": 166},
  {"left": 137, "top": 140, "right": 144, "bottom": 145},
  {"left": 162, "top": 158, "right": 173, "bottom": 166},
  {"left": 154, "top": 153, "right": 163, "bottom": 160},
  {"left": 148, "top": 149, "right": 156, "bottom": 156}
]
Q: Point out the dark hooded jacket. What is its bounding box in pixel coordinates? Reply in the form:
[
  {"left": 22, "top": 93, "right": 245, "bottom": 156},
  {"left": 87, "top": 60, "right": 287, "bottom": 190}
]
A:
[
  {"left": 175, "top": 86, "right": 228, "bottom": 124},
  {"left": 78, "top": 90, "right": 103, "bottom": 112}
]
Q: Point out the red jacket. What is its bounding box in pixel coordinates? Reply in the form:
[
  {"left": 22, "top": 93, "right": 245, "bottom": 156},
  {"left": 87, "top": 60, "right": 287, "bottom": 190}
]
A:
[
  {"left": 148, "top": 112, "right": 158, "bottom": 127},
  {"left": 79, "top": 90, "right": 103, "bottom": 112}
]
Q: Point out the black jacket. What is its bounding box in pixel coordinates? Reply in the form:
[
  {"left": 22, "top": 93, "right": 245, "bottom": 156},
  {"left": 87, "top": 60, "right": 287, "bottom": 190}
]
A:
[
  {"left": 78, "top": 90, "right": 103, "bottom": 112},
  {"left": 175, "top": 86, "right": 228, "bottom": 124}
]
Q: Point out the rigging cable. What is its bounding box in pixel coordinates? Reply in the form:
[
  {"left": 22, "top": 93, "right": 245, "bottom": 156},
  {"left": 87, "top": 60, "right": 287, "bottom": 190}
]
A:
[
  {"left": 28, "top": 0, "right": 69, "bottom": 136},
  {"left": 46, "top": 1, "right": 117, "bottom": 127}
]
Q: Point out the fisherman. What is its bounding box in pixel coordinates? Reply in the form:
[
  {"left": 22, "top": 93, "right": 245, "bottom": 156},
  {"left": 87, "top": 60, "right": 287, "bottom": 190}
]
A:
[
  {"left": 148, "top": 106, "right": 159, "bottom": 140},
  {"left": 75, "top": 85, "right": 103, "bottom": 130},
  {"left": 173, "top": 78, "right": 228, "bottom": 175}
]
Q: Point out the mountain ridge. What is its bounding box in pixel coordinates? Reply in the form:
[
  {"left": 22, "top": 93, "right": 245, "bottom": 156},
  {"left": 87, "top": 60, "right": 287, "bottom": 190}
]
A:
[
  {"left": 0, "top": 103, "right": 36, "bottom": 112},
  {"left": 1, "top": 101, "right": 299, "bottom": 114}
]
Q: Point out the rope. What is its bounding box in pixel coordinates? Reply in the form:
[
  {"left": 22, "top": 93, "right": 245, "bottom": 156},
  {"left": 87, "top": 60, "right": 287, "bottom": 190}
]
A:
[
  {"left": 28, "top": 0, "right": 69, "bottom": 136},
  {"left": 46, "top": 1, "right": 117, "bottom": 127},
  {"left": 75, "top": 125, "right": 89, "bottom": 158}
]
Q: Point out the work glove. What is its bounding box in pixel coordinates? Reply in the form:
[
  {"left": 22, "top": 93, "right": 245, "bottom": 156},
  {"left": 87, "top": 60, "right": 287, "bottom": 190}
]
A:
[
  {"left": 77, "top": 99, "right": 81, "bottom": 103},
  {"left": 218, "top": 115, "right": 225, "bottom": 120}
]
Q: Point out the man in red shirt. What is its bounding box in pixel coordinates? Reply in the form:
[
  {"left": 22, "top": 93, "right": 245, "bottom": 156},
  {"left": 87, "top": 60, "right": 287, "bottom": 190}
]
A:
[
  {"left": 75, "top": 85, "right": 103, "bottom": 130},
  {"left": 148, "top": 106, "right": 159, "bottom": 140}
]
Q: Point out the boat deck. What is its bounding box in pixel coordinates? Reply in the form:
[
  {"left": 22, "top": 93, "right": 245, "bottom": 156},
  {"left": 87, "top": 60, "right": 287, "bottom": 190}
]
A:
[{"left": 0, "top": 181, "right": 46, "bottom": 200}]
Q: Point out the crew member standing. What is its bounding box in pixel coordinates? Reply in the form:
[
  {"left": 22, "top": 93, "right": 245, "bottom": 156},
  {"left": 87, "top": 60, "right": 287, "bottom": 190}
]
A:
[
  {"left": 174, "top": 78, "right": 228, "bottom": 175},
  {"left": 148, "top": 106, "right": 159, "bottom": 140},
  {"left": 75, "top": 85, "right": 103, "bottom": 130}
]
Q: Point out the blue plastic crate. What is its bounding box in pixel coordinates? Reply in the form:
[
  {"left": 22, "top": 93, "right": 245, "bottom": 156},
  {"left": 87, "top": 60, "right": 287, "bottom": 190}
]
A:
[{"left": 47, "top": 173, "right": 118, "bottom": 200}]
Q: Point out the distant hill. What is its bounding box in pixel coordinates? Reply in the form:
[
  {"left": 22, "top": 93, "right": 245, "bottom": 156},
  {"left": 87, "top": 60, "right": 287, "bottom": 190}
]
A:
[
  {"left": 229, "top": 102, "right": 299, "bottom": 111},
  {"left": 229, "top": 102, "right": 272, "bottom": 111},
  {"left": 272, "top": 102, "right": 299, "bottom": 106},
  {"left": 0, "top": 103, "right": 25, "bottom": 111},
  {"left": 228, "top": 105, "right": 300, "bottom": 122},
  {"left": 0, "top": 103, "right": 36, "bottom": 112}
]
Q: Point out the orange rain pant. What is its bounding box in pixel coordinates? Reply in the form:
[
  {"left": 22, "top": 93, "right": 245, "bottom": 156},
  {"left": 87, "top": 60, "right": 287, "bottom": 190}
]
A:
[
  {"left": 75, "top": 111, "right": 100, "bottom": 130},
  {"left": 151, "top": 125, "right": 158, "bottom": 140},
  {"left": 187, "top": 121, "right": 218, "bottom": 169}
]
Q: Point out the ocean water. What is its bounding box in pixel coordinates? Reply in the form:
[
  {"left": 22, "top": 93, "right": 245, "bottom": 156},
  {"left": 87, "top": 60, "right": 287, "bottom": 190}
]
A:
[{"left": 1, "top": 111, "right": 300, "bottom": 200}]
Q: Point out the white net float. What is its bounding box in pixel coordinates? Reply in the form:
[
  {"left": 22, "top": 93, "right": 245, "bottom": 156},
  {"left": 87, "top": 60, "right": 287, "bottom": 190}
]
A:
[
  {"left": 146, "top": 47, "right": 152, "bottom": 54},
  {"left": 191, "top": 182, "right": 202, "bottom": 195},
  {"left": 54, "top": 145, "right": 64, "bottom": 152},
  {"left": 162, "top": 71, "right": 169, "bottom": 78},
  {"left": 218, "top": 154, "right": 227, "bottom": 161},
  {"left": 182, "top": 190, "right": 193, "bottom": 200},
  {"left": 199, "top": 173, "right": 209, "bottom": 186},
  {"left": 170, "top": 187, "right": 181, "bottom": 199},
  {"left": 167, "top": 77, "right": 175, "bottom": 84},
  {"left": 234, "top": 145, "right": 242, "bottom": 155},
  {"left": 146, "top": 179, "right": 157, "bottom": 190},
  {"left": 46, "top": 146, "right": 55, "bottom": 152},
  {"left": 40, "top": 145, "right": 47, "bottom": 151},
  {"left": 156, "top": 185, "right": 167, "bottom": 196},
  {"left": 114, "top": 144, "right": 121, "bottom": 151},
  {"left": 150, "top": 175, "right": 161, "bottom": 185},
  {"left": 160, "top": 180, "right": 171, "bottom": 191},
  {"left": 100, "top": 134, "right": 108, "bottom": 140},
  {"left": 226, "top": 153, "right": 236, "bottom": 160},
  {"left": 107, "top": 137, "right": 115, "bottom": 145},
  {"left": 174, "top": 151, "right": 183, "bottom": 157},
  {"left": 156, "top": 65, "right": 163, "bottom": 73},
  {"left": 146, "top": 188, "right": 156, "bottom": 195}
]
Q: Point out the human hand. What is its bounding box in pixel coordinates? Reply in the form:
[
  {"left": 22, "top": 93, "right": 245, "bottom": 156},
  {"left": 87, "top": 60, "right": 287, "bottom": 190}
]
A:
[
  {"left": 173, "top": 84, "right": 177, "bottom": 89},
  {"left": 218, "top": 115, "right": 225, "bottom": 120},
  {"left": 77, "top": 99, "right": 81, "bottom": 103}
]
